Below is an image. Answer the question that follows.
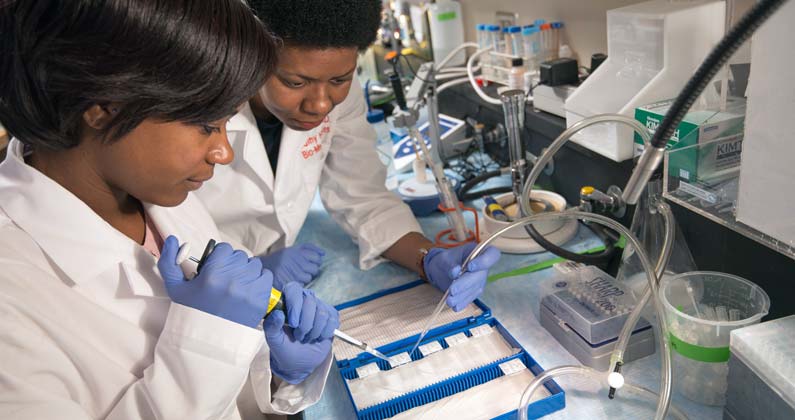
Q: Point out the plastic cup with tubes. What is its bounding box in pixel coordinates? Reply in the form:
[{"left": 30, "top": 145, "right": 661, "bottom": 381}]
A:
[{"left": 660, "top": 271, "right": 770, "bottom": 406}]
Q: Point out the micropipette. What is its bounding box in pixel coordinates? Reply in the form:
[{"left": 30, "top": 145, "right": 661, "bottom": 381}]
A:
[
  {"left": 333, "top": 329, "right": 391, "bottom": 362},
  {"left": 176, "top": 240, "right": 391, "bottom": 363}
]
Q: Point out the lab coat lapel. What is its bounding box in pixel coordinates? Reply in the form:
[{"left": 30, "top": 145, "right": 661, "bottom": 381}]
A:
[
  {"left": 271, "top": 117, "right": 334, "bottom": 246},
  {"left": 0, "top": 139, "right": 165, "bottom": 300},
  {"left": 227, "top": 103, "right": 275, "bottom": 193}
]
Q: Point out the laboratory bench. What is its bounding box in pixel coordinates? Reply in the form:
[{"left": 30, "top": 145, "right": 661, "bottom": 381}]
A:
[{"left": 295, "top": 194, "right": 721, "bottom": 420}]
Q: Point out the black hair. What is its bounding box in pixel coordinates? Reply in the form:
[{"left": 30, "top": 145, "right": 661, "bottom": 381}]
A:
[
  {"left": 0, "top": 0, "right": 277, "bottom": 150},
  {"left": 249, "top": 0, "right": 382, "bottom": 50}
]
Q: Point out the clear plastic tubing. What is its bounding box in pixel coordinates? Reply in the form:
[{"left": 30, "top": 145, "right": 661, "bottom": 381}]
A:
[
  {"left": 612, "top": 200, "right": 674, "bottom": 374},
  {"left": 507, "top": 26, "right": 523, "bottom": 57},
  {"left": 464, "top": 210, "right": 672, "bottom": 420},
  {"left": 512, "top": 114, "right": 675, "bottom": 419},
  {"left": 516, "top": 365, "right": 689, "bottom": 420}
]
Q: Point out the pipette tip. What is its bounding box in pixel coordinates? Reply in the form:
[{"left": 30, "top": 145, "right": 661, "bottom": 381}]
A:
[{"left": 366, "top": 346, "right": 391, "bottom": 363}]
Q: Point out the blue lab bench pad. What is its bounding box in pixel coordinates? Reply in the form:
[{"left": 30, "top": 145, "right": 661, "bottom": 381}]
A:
[{"left": 334, "top": 280, "right": 566, "bottom": 420}]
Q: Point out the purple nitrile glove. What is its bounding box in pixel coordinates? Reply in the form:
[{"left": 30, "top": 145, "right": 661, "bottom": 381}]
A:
[
  {"left": 158, "top": 235, "right": 273, "bottom": 328},
  {"left": 423, "top": 242, "right": 501, "bottom": 311},
  {"left": 264, "top": 309, "right": 332, "bottom": 384},
  {"left": 259, "top": 243, "right": 325, "bottom": 289}
]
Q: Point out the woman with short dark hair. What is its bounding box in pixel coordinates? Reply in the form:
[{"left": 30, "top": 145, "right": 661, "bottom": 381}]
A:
[
  {"left": 197, "top": 0, "right": 501, "bottom": 313},
  {"left": 0, "top": 1, "right": 337, "bottom": 418}
]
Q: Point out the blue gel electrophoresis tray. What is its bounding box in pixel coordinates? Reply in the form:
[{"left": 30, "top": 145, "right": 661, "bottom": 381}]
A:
[{"left": 334, "top": 280, "right": 566, "bottom": 420}]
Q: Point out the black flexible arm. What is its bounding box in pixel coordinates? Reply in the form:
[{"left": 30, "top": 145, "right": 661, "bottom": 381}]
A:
[{"left": 527, "top": 222, "right": 617, "bottom": 264}]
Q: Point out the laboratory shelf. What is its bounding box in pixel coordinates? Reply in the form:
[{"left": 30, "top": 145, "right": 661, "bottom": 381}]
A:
[{"left": 663, "top": 138, "right": 795, "bottom": 261}]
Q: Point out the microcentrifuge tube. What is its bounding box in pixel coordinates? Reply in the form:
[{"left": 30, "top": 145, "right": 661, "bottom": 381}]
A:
[
  {"left": 729, "top": 308, "right": 742, "bottom": 321},
  {"left": 715, "top": 306, "right": 729, "bottom": 322}
]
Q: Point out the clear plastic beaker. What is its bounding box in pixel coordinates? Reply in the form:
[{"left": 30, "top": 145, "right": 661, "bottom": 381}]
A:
[{"left": 660, "top": 271, "right": 770, "bottom": 406}]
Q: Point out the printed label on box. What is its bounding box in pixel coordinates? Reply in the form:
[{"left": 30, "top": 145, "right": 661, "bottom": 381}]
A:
[
  {"left": 444, "top": 332, "right": 469, "bottom": 347},
  {"left": 678, "top": 181, "right": 718, "bottom": 204},
  {"left": 499, "top": 359, "right": 527, "bottom": 376},
  {"left": 553, "top": 261, "right": 583, "bottom": 274},
  {"left": 355, "top": 363, "right": 381, "bottom": 379},
  {"left": 418, "top": 341, "right": 444, "bottom": 357},
  {"left": 388, "top": 352, "right": 412, "bottom": 368},
  {"left": 469, "top": 325, "right": 495, "bottom": 338}
]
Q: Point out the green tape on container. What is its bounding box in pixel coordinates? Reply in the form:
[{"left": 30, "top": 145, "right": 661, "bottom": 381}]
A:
[
  {"left": 437, "top": 11, "right": 457, "bottom": 21},
  {"left": 669, "top": 332, "right": 730, "bottom": 363}
]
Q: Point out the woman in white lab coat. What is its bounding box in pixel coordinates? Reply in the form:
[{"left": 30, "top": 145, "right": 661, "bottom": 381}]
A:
[
  {"left": 0, "top": 1, "right": 337, "bottom": 418},
  {"left": 197, "top": 0, "right": 502, "bottom": 312}
]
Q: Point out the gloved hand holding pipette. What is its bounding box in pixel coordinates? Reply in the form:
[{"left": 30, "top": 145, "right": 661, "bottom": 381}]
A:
[
  {"left": 265, "top": 282, "right": 337, "bottom": 384},
  {"left": 160, "top": 237, "right": 338, "bottom": 384},
  {"left": 168, "top": 238, "right": 388, "bottom": 364},
  {"left": 423, "top": 242, "right": 502, "bottom": 311},
  {"left": 158, "top": 236, "right": 273, "bottom": 328}
]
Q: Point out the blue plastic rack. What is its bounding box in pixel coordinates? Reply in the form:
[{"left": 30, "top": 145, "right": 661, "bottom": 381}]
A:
[{"left": 334, "top": 280, "right": 566, "bottom": 420}]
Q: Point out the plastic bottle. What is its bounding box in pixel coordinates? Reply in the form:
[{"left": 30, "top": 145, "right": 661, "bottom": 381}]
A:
[
  {"left": 508, "top": 57, "right": 525, "bottom": 91},
  {"left": 427, "top": 0, "right": 466, "bottom": 67}
]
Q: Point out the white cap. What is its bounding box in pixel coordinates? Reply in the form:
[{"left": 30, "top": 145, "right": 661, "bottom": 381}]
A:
[{"left": 608, "top": 372, "right": 625, "bottom": 389}]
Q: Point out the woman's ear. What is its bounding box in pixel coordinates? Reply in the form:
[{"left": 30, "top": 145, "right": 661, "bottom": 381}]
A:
[{"left": 83, "top": 104, "right": 118, "bottom": 130}]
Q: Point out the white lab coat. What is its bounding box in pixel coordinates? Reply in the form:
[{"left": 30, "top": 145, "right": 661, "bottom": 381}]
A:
[
  {"left": 195, "top": 78, "right": 422, "bottom": 269},
  {"left": 0, "top": 139, "right": 331, "bottom": 419}
]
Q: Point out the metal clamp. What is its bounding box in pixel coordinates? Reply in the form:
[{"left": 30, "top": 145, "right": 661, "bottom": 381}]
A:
[{"left": 579, "top": 185, "right": 626, "bottom": 218}]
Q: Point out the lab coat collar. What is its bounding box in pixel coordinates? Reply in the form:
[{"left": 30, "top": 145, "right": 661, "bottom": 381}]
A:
[{"left": 0, "top": 139, "right": 164, "bottom": 297}]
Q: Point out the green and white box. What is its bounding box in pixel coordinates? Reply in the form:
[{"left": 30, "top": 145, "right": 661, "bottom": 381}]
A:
[{"left": 634, "top": 98, "right": 745, "bottom": 183}]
